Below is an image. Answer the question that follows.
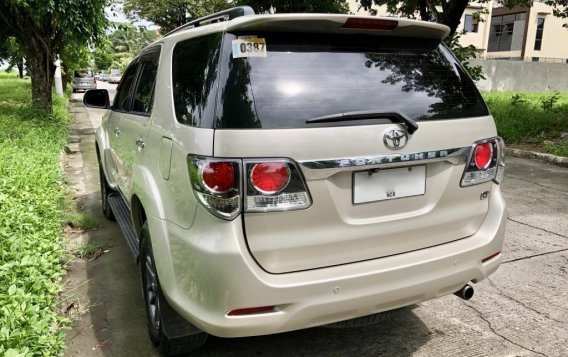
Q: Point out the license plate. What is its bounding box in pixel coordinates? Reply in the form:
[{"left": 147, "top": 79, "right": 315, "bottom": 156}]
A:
[{"left": 353, "top": 165, "right": 426, "bottom": 204}]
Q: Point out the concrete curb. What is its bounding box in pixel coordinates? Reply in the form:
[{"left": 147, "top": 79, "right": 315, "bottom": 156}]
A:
[{"left": 505, "top": 147, "right": 568, "bottom": 167}]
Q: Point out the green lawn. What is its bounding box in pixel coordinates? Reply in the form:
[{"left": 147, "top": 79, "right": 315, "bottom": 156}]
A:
[
  {"left": 483, "top": 91, "right": 568, "bottom": 157},
  {"left": 0, "top": 73, "right": 70, "bottom": 356}
]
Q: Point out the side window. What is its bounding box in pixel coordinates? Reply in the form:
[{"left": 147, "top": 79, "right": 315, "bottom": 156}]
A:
[
  {"left": 113, "top": 63, "right": 139, "bottom": 112},
  {"left": 172, "top": 33, "right": 222, "bottom": 126},
  {"left": 132, "top": 47, "right": 161, "bottom": 115}
]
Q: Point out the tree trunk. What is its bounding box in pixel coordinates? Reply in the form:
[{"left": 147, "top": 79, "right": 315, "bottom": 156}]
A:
[
  {"left": 441, "top": 0, "right": 470, "bottom": 35},
  {"left": 17, "top": 61, "right": 24, "bottom": 79},
  {"left": 26, "top": 42, "right": 54, "bottom": 112}
]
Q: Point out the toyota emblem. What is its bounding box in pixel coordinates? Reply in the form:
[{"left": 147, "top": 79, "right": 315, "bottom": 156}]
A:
[{"left": 383, "top": 129, "right": 408, "bottom": 150}]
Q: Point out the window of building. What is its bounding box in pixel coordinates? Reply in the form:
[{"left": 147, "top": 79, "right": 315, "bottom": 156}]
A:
[
  {"left": 464, "top": 15, "right": 479, "bottom": 33},
  {"left": 534, "top": 17, "right": 545, "bottom": 51},
  {"left": 488, "top": 12, "right": 527, "bottom": 52}
]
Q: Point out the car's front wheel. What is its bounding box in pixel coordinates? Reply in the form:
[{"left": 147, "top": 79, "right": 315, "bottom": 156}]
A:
[{"left": 140, "top": 223, "right": 208, "bottom": 356}]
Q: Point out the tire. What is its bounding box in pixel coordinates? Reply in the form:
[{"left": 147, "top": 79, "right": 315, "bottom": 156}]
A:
[
  {"left": 98, "top": 159, "right": 115, "bottom": 221},
  {"left": 140, "top": 223, "right": 208, "bottom": 356},
  {"left": 73, "top": 88, "right": 77, "bottom": 93}
]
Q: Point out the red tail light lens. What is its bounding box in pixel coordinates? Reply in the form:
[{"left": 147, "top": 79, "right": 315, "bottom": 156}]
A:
[
  {"left": 188, "top": 156, "right": 241, "bottom": 220},
  {"left": 250, "top": 163, "right": 290, "bottom": 194},
  {"left": 474, "top": 143, "right": 493, "bottom": 170},
  {"left": 461, "top": 138, "right": 505, "bottom": 187},
  {"left": 343, "top": 18, "right": 398, "bottom": 31},
  {"left": 202, "top": 162, "right": 235, "bottom": 193}
]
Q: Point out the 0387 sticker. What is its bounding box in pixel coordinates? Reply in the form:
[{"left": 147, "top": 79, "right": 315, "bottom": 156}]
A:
[{"left": 232, "top": 38, "right": 267, "bottom": 58}]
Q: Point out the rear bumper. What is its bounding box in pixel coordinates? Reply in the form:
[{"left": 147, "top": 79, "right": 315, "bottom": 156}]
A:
[
  {"left": 150, "top": 186, "right": 506, "bottom": 338},
  {"left": 73, "top": 84, "right": 96, "bottom": 91}
]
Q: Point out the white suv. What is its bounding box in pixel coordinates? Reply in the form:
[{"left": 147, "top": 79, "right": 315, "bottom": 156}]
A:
[{"left": 84, "top": 6, "right": 507, "bottom": 356}]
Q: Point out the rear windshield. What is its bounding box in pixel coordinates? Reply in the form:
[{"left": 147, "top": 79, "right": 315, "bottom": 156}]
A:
[
  {"left": 74, "top": 70, "right": 93, "bottom": 78},
  {"left": 171, "top": 32, "right": 488, "bottom": 129}
]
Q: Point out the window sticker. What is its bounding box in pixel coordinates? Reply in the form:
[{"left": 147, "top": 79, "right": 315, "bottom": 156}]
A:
[{"left": 232, "top": 38, "right": 267, "bottom": 58}]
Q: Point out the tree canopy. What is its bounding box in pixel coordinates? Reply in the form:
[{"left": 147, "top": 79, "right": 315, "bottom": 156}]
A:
[
  {"left": 123, "top": 0, "right": 231, "bottom": 34},
  {"left": 354, "top": 0, "right": 532, "bottom": 35},
  {"left": 0, "top": 0, "right": 108, "bottom": 111}
]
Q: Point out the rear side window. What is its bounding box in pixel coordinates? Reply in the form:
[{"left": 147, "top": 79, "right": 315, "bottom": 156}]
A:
[
  {"left": 213, "top": 33, "right": 489, "bottom": 129},
  {"left": 132, "top": 47, "right": 161, "bottom": 115},
  {"left": 113, "top": 63, "right": 139, "bottom": 112},
  {"left": 172, "top": 34, "right": 222, "bottom": 126}
]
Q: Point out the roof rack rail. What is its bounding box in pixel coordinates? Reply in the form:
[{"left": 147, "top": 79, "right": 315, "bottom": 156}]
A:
[{"left": 164, "top": 6, "right": 255, "bottom": 37}]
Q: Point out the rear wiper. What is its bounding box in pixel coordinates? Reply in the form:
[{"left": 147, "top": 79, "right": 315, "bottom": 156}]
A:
[{"left": 306, "top": 110, "right": 418, "bottom": 134}]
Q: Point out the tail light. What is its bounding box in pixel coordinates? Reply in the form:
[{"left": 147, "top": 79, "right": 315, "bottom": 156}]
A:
[
  {"left": 188, "top": 156, "right": 241, "bottom": 220},
  {"left": 245, "top": 159, "right": 311, "bottom": 213},
  {"left": 461, "top": 137, "right": 505, "bottom": 187},
  {"left": 188, "top": 157, "right": 312, "bottom": 219}
]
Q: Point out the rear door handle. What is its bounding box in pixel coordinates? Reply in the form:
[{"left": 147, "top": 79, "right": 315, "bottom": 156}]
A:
[{"left": 136, "top": 138, "right": 145, "bottom": 149}]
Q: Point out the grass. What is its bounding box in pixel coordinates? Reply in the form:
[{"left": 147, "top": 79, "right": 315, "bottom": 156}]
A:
[
  {"left": 0, "top": 72, "right": 71, "bottom": 355},
  {"left": 73, "top": 242, "right": 102, "bottom": 259},
  {"left": 483, "top": 91, "right": 568, "bottom": 157}
]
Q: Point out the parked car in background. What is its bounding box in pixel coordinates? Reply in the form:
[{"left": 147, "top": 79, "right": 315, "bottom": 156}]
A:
[
  {"left": 100, "top": 73, "right": 110, "bottom": 82},
  {"left": 108, "top": 72, "right": 122, "bottom": 84},
  {"left": 84, "top": 6, "right": 507, "bottom": 356},
  {"left": 72, "top": 69, "right": 96, "bottom": 93}
]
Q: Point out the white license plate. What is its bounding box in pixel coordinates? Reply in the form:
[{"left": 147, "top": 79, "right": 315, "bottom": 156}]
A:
[{"left": 353, "top": 165, "right": 426, "bottom": 204}]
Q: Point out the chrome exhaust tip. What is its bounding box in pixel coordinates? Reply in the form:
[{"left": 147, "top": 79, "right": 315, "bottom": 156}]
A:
[{"left": 454, "top": 284, "right": 474, "bottom": 300}]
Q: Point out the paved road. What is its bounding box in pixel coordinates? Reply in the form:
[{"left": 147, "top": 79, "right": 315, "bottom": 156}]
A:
[{"left": 64, "top": 90, "right": 568, "bottom": 356}]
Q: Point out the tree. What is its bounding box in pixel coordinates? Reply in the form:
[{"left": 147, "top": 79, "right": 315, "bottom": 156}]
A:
[
  {"left": 354, "top": 0, "right": 531, "bottom": 35},
  {"left": 235, "top": 0, "right": 349, "bottom": 13},
  {"left": 0, "top": 0, "right": 108, "bottom": 111},
  {"left": 545, "top": 0, "right": 568, "bottom": 25},
  {"left": 0, "top": 36, "right": 25, "bottom": 78},
  {"left": 123, "top": 0, "right": 232, "bottom": 34}
]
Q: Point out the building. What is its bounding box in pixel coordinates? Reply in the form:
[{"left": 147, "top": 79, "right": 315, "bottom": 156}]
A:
[
  {"left": 485, "top": 2, "right": 568, "bottom": 62},
  {"left": 347, "top": 0, "right": 568, "bottom": 63}
]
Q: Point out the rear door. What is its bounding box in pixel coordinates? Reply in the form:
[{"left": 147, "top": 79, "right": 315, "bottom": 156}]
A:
[
  {"left": 213, "top": 32, "right": 496, "bottom": 273},
  {"left": 118, "top": 47, "right": 161, "bottom": 200}
]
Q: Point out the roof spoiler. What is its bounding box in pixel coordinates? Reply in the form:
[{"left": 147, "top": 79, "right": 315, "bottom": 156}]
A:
[{"left": 164, "top": 6, "right": 255, "bottom": 37}]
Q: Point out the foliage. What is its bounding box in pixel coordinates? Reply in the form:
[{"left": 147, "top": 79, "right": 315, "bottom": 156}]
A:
[
  {"left": 123, "top": 0, "right": 231, "bottom": 34},
  {"left": 0, "top": 72, "right": 71, "bottom": 355},
  {"left": 354, "top": 0, "right": 531, "bottom": 35},
  {"left": 545, "top": 0, "right": 568, "bottom": 25},
  {"left": 0, "top": 0, "right": 109, "bottom": 111},
  {"left": 73, "top": 242, "right": 102, "bottom": 259},
  {"left": 483, "top": 91, "right": 568, "bottom": 156},
  {"left": 0, "top": 36, "right": 25, "bottom": 78},
  {"left": 236, "top": 0, "right": 349, "bottom": 13},
  {"left": 444, "top": 33, "right": 485, "bottom": 81},
  {"left": 103, "top": 23, "right": 159, "bottom": 72}
]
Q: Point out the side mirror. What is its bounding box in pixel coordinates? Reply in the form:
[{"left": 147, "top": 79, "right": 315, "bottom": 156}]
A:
[{"left": 84, "top": 89, "right": 110, "bottom": 109}]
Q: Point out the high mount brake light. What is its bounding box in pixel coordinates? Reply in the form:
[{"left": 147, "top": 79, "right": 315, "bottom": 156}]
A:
[
  {"left": 343, "top": 18, "right": 398, "bottom": 31},
  {"left": 461, "top": 138, "right": 505, "bottom": 187}
]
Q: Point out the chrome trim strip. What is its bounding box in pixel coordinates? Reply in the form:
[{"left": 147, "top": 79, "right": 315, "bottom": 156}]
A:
[{"left": 298, "top": 146, "right": 471, "bottom": 180}]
